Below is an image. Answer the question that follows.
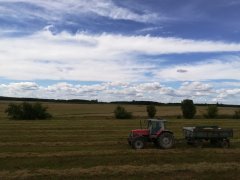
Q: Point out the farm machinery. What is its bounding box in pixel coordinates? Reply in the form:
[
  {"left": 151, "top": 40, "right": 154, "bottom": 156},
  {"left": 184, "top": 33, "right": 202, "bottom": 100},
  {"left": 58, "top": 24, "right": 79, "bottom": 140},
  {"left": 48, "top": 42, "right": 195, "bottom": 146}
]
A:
[
  {"left": 128, "top": 119, "right": 174, "bottom": 149},
  {"left": 128, "top": 119, "right": 233, "bottom": 149},
  {"left": 183, "top": 126, "right": 233, "bottom": 148}
]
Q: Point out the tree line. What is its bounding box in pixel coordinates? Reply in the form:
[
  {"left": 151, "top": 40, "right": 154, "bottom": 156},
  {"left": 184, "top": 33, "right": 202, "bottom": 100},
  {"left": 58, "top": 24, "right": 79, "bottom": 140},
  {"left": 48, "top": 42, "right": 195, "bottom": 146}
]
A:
[
  {"left": 1, "top": 96, "right": 240, "bottom": 107},
  {"left": 114, "top": 99, "right": 240, "bottom": 119},
  {"left": 3, "top": 99, "right": 240, "bottom": 120}
]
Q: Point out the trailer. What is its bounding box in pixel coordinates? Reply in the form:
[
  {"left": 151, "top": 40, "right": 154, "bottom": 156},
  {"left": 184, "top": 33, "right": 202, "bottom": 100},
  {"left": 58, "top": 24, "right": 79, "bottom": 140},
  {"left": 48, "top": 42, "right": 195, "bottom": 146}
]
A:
[{"left": 183, "top": 126, "right": 233, "bottom": 148}]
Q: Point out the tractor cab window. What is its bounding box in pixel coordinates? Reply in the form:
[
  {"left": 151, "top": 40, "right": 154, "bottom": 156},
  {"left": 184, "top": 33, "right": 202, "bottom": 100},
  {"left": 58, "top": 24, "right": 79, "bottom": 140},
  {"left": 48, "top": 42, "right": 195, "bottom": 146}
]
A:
[{"left": 148, "top": 121, "right": 162, "bottom": 135}]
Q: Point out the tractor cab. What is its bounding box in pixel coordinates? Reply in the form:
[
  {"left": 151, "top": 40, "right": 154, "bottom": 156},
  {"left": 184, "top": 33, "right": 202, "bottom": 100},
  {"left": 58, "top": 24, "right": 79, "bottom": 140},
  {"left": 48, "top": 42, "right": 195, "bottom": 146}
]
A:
[{"left": 147, "top": 119, "right": 165, "bottom": 136}]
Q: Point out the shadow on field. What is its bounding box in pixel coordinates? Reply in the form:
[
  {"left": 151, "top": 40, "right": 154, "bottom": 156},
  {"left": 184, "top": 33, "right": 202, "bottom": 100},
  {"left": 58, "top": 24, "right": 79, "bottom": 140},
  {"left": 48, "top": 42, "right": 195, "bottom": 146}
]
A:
[{"left": 126, "top": 139, "right": 240, "bottom": 150}]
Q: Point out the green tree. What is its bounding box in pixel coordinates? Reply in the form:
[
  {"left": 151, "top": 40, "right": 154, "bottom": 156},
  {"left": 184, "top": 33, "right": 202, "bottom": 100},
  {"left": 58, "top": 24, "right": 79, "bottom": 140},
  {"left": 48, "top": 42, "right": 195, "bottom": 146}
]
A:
[
  {"left": 33, "top": 102, "right": 52, "bottom": 119},
  {"left": 205, "top": 105, "right": 218, "bottom": 118},
  {"left": 146, "top": 105, "right": 157, "bottom": 118},
  {"left": 5, "top": 102, "right": 52, "bottom": 120},
  {"left": 5, "top": 103, "right": 22, "bottom": 120},
  {"left": 114, "top": 106, "right": 132, "bottom": 119},
  {"left": 181, "top": 99, "right": 196, "bottom": 119}
]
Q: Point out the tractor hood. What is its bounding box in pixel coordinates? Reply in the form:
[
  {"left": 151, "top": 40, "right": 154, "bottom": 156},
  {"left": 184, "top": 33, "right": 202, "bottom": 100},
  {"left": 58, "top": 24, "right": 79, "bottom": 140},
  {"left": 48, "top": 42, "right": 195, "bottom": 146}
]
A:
[{"left": 131, "top": 129, "right": 149, "bottom": 136}]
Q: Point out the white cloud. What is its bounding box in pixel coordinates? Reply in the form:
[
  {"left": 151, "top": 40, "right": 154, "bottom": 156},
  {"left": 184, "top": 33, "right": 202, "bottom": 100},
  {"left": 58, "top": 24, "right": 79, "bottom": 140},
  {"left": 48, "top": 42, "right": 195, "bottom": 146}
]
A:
[
  {"left": 0, "top": 0, "right": 159, "bottom": 23},
  {"left": 216, "top": 89, "right": 240, "bottom": 99},
  {"left": 156, "top": 59, "right": 240, "bottom": 81},
  {"left": 136, "top": 26, "right": 163, "bottom": 33},
  {"left": 213, "top": 88, "right": 240, "bottom": 104},
  {"left": 0, "top": 82, "right": 240, "bottom": 104},
  {"left": 0, "top": 82, "right": 40, "bottom": 98},
  {"left": 135, "top": 82, "right": 162, "bottom": 91},
  {"left": 1, "top": 81, "right": 240, "bottom": 104},
  {"left": 0, "top": 82, "right": 39, "bottom": 91},
  {"left": 179, "top": 82, "right": 212, "bottom": 92},
  {"left": 1, "top": 29, "right": 240, "bottom": 82},
  {"left": 104, "top": 81, "right": 129, "bottom": 87},
  {"left": 176, "top": 82, "right": 213, "bottom": 100}
]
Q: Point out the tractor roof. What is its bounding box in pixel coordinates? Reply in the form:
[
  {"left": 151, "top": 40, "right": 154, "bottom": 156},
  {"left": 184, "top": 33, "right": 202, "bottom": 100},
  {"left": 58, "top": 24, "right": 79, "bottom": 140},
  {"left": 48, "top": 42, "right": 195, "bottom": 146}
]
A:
[{"left": 147, "top": 119, "right": 166, "bottom": 122}]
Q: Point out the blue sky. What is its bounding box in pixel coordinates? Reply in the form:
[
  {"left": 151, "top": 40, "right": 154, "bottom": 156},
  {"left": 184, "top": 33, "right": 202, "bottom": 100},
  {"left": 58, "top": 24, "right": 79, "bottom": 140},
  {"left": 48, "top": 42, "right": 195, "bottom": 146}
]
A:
[{"left": 1, "top": 0, "right": 240, "bottom": 104}]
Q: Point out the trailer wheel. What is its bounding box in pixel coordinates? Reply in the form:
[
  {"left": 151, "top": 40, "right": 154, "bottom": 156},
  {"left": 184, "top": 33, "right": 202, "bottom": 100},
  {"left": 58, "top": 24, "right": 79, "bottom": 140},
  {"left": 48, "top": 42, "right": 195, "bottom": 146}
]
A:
[
  {"left": 221, "top": 139, "right": 230, "bottom": 148},
  {"left": 194, "top": 140, "right": 203, "bottom": 148},
  {"left": 158, "top": 132, "right": 174, "bottom": 149},
  {"left": 132, "top": 138, "right": 145, "bottom": 149},
  {"left": 210, "top": 139, "right": 218, "bottom": 146}
]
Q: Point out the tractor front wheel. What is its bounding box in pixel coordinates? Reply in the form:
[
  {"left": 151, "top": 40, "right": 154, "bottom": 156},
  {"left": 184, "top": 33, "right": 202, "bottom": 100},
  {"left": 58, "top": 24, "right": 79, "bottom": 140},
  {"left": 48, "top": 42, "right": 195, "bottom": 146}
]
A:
[
  {"left": 132, "top": 138, "right": 145, "bottom": 149},
  {"left": 158, "top": 132, "right": 174, "bottom": 149}
]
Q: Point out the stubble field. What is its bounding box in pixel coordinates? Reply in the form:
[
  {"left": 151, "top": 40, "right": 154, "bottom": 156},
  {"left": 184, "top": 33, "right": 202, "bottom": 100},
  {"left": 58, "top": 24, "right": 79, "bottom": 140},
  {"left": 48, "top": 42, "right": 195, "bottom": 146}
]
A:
[{"left": 0, "top": 101, "right": 240, "bottom": 179}]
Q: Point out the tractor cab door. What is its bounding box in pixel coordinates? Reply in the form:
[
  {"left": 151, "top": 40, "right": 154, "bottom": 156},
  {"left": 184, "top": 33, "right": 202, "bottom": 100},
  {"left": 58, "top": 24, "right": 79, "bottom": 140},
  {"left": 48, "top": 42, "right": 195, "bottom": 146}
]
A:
[{"left": 148, "top": 121, "right": 162, "bottom": 135}]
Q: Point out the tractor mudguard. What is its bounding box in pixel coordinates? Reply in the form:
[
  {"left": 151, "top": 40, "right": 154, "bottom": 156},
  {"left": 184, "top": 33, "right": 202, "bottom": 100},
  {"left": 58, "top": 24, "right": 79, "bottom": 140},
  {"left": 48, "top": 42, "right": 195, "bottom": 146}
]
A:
[
  {"left": 161, "top": 130, "right": 174, "bottom": 135},
  {"left": 156, "top": 130, "right": 173, "bottom": 137}
]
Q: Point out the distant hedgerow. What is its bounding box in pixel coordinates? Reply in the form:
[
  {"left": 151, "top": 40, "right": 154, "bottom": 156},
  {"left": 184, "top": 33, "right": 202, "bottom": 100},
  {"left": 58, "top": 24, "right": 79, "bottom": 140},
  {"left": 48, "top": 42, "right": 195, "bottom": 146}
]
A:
[{"left": 5, "top": 102, "right": 52, "bottom": 120}]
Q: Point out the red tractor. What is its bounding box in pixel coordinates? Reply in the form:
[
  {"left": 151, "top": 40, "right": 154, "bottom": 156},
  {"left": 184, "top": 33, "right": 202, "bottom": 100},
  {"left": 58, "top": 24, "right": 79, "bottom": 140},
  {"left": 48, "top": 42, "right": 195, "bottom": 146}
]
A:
[{"left": 128, "top": 119, "right": 174, "bottom": 149}]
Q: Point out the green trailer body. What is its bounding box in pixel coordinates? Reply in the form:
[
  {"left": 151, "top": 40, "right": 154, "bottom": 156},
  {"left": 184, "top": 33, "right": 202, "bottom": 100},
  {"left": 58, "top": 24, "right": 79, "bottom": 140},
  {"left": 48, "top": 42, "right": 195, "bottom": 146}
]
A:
[{"left": 183, "top": 126, "right": 233, "bottom": 148}]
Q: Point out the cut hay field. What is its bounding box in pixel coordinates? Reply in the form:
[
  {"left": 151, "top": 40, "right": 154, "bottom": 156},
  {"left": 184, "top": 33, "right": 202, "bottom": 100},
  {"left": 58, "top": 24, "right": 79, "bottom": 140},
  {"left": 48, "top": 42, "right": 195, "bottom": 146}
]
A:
[{"left": 0, "top": 101, "right": 240, "bottom": 179}]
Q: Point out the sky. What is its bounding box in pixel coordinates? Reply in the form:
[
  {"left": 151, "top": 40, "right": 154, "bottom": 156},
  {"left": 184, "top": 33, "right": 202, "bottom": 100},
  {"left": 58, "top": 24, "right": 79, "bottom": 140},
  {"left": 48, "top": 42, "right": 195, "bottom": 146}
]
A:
[{"left": 1, "top": 0, "right": 240, "bottom": 104}]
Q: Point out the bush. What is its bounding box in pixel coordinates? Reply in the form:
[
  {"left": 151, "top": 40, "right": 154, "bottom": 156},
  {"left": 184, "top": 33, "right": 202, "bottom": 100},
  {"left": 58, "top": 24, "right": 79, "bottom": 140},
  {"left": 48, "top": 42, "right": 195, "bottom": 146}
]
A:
[
  {"left": 114, "top": 106, "right": 132, "bottom": 119},
  {"left": 233, "top": 109, "right": 240, "bottom": 119},
  {"left": 146, "top": 105, "right": 157, "bottom": 118},
  {"left": 5, "top": 102, "right": 52, "bottom": 120},
  {"left": 181, "top": 99, "right": 196, "bottom": 119},
  {"left": 205, "top": 105, "right": 218, "bottom": 119}
]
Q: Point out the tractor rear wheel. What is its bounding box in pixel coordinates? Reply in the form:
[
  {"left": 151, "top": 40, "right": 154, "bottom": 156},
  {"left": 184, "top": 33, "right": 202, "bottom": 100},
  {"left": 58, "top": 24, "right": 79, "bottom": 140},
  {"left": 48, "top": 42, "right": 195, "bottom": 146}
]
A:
[
  {"left": 158, "top": 132, "right": 174, "bottom": 149},
  {"left": 132, "top": 138, "right": 145, "bottom": 149}
]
